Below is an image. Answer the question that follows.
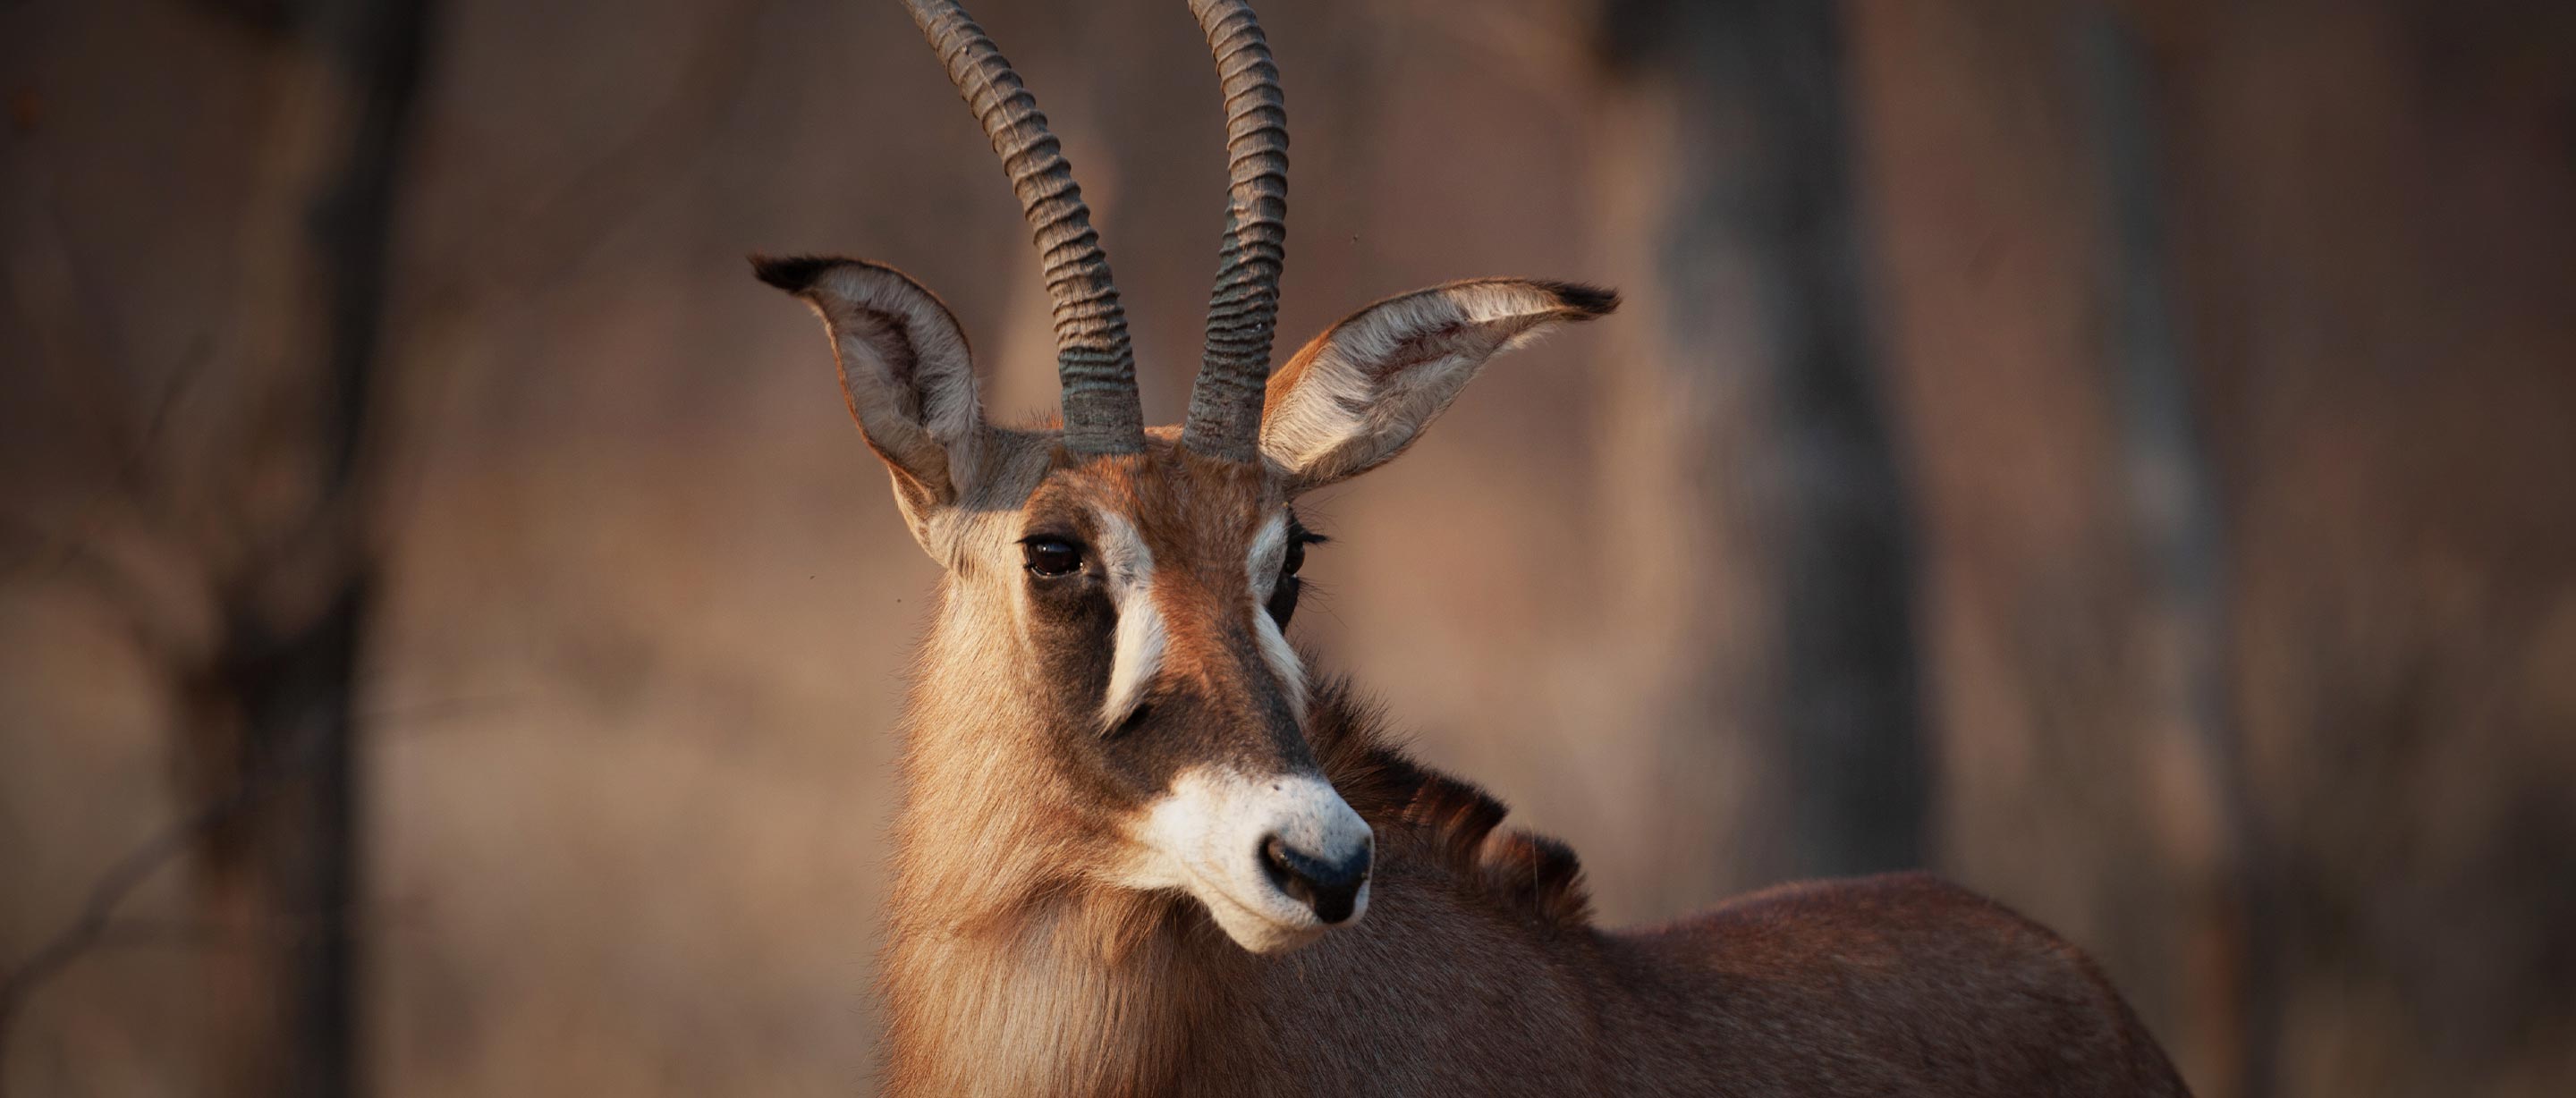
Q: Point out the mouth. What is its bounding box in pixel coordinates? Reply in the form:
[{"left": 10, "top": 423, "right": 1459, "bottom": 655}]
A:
[{"left": 1193, "top": 874, "right": 1339, "bottom": 954}]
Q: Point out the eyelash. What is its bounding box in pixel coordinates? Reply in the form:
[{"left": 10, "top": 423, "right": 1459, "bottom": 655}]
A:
[{"left": 1284, "top": 530, "right": 1326, "bottom": 575}]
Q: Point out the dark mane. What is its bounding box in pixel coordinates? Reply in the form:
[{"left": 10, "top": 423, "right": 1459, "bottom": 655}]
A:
[{"left": 1306, "top": 676, "right": 1594, "bottom": 932}]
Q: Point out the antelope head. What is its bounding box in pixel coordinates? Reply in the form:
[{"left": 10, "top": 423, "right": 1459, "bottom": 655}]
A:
[{"left": 756, "top": 0, "right": 1613, "bottom": 955}]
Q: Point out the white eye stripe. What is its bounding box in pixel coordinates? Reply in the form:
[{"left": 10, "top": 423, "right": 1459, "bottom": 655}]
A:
[
  {"left": 1247, "top": 513, "right": 1306, "bottom": 720},
  {"left": 1254, "top": 608, "right": 1306, "bottom": 723},
  {"left": 1103, "top": 598, "right": 1165, "bottom": 728},
  {"left": 1248, "top": 513, "right": 1289, "bottom": 600},
  {"left": 1092, "top": 511, "right": 1156, "bottom": 595},
  {"left": 1096, "top": 511, "right": 1161, "bottom": 728},
  {"left": 1092, "top": 510, "right": 1305, "bottom": 728}
]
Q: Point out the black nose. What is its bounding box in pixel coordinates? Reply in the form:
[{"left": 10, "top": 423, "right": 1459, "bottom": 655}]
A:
[{"left": 1259, "top": 835, "right": 1371, "bottom": 924}]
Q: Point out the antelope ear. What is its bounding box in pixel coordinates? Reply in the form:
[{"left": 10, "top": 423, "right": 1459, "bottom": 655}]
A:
[
  {"left": 754, "top": 255, "right": 985, "bottom": 522},
  {"left": 1259, "top": 278, "right": 1616, "bottom": 492}
]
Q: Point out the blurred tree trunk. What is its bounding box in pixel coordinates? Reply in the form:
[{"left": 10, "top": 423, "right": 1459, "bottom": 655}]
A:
[
  {"left": 178, "top": 0, "right": 429, "bottom": 1094},
  {"left": 2142, "top": 2, "right": 2576, "bottom": 1093},
  {"left": 2080, "top": 13, "right": 2269, "bottom": 1096},
  {"left": 1594, "top": 0, "right": 1928, "bottom": 884}
]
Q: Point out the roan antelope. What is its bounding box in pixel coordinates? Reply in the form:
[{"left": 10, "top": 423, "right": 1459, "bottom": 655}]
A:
[{"left": 754, "top": 1, "right": 2192, "bottom": 1094}]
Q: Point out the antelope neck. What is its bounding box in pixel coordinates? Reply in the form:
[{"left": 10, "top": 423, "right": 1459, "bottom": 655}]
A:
[{"left": 876, "top": 595, "right": 1251, "bottom": 1096}]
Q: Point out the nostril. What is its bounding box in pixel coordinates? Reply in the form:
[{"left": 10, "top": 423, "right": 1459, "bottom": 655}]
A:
[
  {"left": 1259, "top": 835, "right": 1307, "bottom": 905},
  {"left": 1259, "top": 834, "right": 1372, "bottom": 925}
]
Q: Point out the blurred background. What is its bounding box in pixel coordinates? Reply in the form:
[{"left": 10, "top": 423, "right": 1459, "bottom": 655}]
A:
[{"left": 4, "top": 0, "right": 2572, "bottom": 1094}]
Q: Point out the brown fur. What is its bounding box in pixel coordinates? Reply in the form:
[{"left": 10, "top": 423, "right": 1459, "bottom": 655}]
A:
[
  {"left": 878, "top": 661, "right": 2191, "bottom": 1097},
  {"left": 758, "top": 259, "right": 2187, "bottom": 1097},
  {"left": 758, "top": 10, "right": 2189, "bottom": 1086}
]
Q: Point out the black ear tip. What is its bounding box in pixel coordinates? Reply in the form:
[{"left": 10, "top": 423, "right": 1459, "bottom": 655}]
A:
[
  {"left": 750, "top": 253, "right": 842, "bottom": 294},
  {"left": 1538, "top": 281, "right": 1621, "bottom": 317}
]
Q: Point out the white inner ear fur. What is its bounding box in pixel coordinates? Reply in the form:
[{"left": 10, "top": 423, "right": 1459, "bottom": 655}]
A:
[
  {"left": 1259, "top": 281, "right": 1580, "bottom": 485},
  {"left": 1247, "top": 514, "right": 1306, "bottom": 722},
  {"left": 1120, "top": 767, "right": 1372, "bottom": 954},
  {"left": 803, "top": 263, "right": 984, "bottom": 487},
  {"left": 1095, "top": 510, "right": 1162, "bottom": 730}
]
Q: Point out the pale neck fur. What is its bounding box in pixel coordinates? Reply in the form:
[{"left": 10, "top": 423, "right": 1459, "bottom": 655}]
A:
[{"left": 876, "top": 583, "right": 1249, "bottom": 1097}]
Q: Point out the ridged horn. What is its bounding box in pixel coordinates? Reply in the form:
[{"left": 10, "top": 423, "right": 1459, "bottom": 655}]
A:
[
  {"left": 905, "top": 0, "right": 1144, "bottom": 455},
  {"left": 1177, "top": 0, "right": 1288, "bottom": 463}
]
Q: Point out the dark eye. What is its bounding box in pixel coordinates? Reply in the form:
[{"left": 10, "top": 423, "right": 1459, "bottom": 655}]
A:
[
  {"left": 1021, "top": 537, "right": 1085, "bottom": 579},
  {"left": 1282, "top": 528, "right": 1326, "bottom": 578},
  {"left": 1267, "top": 529, "right": 1326, "bottom": 628}
]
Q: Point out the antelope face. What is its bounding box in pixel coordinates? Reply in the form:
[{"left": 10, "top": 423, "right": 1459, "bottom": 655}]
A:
[
  {"left": 1004, "top": 447, "right": 1367, "bottom": 952},
  {"left": 758, "top": 0, "right": 1611, "bottom": 959}
]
